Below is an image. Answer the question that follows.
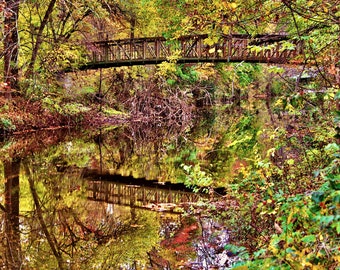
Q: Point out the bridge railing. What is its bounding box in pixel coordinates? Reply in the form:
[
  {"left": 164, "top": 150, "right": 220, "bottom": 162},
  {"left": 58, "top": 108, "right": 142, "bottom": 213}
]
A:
[
  {"left": 84, "top": 34, "right": 304, "bottom": 68},
  {"left": 89, "top": 37, "right": 171, "bottom": 63}
]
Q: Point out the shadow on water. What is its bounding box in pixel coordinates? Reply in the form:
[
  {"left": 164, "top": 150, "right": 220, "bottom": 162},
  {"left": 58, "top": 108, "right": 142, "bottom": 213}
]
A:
[{"left": 0, "top": 119, "right": 234, "bottom": 269}]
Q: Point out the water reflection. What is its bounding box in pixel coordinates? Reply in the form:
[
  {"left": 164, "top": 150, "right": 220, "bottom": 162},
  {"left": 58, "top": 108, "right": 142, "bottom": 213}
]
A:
[
  {"left": 1, "top": 155, "right": 179, "bottom": 269},
  {"left": 0, "top": 112, "right": 241, "bottom": 269},
  {"left": 87, "top": 179, "right": 202, "bottom": 213},
  {"left": 3, "top": 158, "right": 22, "bottom": 269},
  {"left": 0, "top": 127, "right": 206, "bottom": 269}
]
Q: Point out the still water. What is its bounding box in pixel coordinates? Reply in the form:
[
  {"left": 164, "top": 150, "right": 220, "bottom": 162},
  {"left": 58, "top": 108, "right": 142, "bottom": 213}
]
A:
[{"left": 0, "top": 115, "right": 244, "bottom": 269}]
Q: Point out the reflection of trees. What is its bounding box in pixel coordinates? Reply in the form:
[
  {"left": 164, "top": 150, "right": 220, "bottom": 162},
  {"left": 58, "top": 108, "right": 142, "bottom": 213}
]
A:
[
  {"left": 2, "top": 158, "right": 22, "bottom": 269},
  {"left": 0, "top": 130, "right": 179, "bottom": 267},
  {"left": 24, "top": 161, "right": 65, "bottom": 269},
  {"left": 17, "top": 154, "right": 161, "bottom": 269},
  {"left": 90, "top": 122, "right": 192, "bottom": 182},
  {"left": 1, "top": 129, "right": 212, "bottom": 268}
]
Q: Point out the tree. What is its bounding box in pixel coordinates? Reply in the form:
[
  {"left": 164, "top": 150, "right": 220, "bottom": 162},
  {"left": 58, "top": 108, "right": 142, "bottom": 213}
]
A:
[
  {"left": 24, "top": 0, "right": 57, "bottom": 78},
  {"left": 2, "top": 0, "right": 20, "bottom": 97},
  {"left": 150, "top": 0, "right": 338, "bottom": 80},
  {"left": 21, "top": 0, "right": 99, "bottom": 79},
  {"left": 2, "top": 0, "right": 126, "bottom": 97},
  {"left": 281, "top": 0, "right": 340, "bottom": 85}
]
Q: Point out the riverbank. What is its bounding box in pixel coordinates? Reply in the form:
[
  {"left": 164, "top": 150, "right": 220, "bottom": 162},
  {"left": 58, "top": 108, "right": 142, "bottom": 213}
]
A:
[{"left": 0, "top": 96, "right": 128, "bottom": 136}]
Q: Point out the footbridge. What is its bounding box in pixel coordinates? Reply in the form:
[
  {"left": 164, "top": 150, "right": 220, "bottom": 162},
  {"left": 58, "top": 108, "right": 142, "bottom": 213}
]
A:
[{"left": 79, "top": 34, "right": 303, "bottom": 70}]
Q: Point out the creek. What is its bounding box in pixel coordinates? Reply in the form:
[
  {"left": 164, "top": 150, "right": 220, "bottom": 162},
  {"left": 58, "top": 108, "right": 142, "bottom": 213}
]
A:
[{"left": 0, "top": 104, "right": 269, "bottom": 269}]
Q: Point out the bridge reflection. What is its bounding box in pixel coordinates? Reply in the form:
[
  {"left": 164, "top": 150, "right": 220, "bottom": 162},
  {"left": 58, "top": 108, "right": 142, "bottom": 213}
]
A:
[{"left": 87, "top": 179, "right": 204, "bottom": 213}]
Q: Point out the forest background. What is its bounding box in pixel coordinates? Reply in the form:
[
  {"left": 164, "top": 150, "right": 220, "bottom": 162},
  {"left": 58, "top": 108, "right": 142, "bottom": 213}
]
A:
[{"left": 1, "top": 0, "right": 340, "bottom": 269}]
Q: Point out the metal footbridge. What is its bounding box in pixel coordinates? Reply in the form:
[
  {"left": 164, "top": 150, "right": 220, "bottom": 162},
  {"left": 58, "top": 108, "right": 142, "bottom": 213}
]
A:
[{"left": 79, "top": 34, "right": 303, "bottom": 70}]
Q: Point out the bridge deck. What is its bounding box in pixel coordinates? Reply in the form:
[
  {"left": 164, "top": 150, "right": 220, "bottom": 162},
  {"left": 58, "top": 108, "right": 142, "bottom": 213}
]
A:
[{"left": 79, "top": 34, "right": 303, "bottom": 70}]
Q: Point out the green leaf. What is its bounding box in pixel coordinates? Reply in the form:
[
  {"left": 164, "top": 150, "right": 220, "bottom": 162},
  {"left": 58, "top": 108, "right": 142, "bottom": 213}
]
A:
[
  {"left": 325, "top": 174, "right": 340, "bottom": 181},
  {"left": 285, "top": 247, "right": 295, "bottom": 254},
  {"left": 224, "top": 244, "right": 249, "bottom": 260},
  {"left": 330, "top": 180, "right": 340, "bottom": 190},
  {"left": 311, "top": 191, "right": 324, "bottom": 204},
  {"left": 301, "top": 235, "right": 316, "bottom": 243},
  {"left": 334, "top": 221, "right": 340, "bottom": 234},
  {"left": 333, "top": 194, "right": 340, "bottom": 204},
  {"left": 313, "top": 170, "right": 320, "bottom": 178},
  {"left": 319, "top": 215, "right": 334, "bottom": 225},
  {"left": 253, "top": 248, "right": 267, "bottom": 258},
  {"left": 324, "top": 143, "right": 340, "bottom": 152},
  {"left": 166, "top": 78, "right": 176, "bottom": 85},
  {"left": 335, "top": 111, "right": 340, "bottom": 124},
  {"left": 335, "top": 90, "right": 340, "bottom": 100}
]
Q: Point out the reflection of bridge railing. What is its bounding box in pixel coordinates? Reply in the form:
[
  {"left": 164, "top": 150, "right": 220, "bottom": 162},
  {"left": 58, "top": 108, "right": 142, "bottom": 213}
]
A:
[
  {"left": 79, "top": 34, "right": 304, "bottom": 70},
  {"left": 87, "top": 180, "right": 203, "bottom": 212}
]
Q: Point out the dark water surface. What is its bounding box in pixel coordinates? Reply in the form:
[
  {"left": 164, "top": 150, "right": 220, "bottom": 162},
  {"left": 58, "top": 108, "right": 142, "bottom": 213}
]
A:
[{"left": 0, "top": 119, "right": 240, "bottom": 269}]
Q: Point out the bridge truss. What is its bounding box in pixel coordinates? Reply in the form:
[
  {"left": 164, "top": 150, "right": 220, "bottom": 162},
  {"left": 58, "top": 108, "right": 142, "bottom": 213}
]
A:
[{"left": 80, "top": 34, "right": 303, "bottom": 70}]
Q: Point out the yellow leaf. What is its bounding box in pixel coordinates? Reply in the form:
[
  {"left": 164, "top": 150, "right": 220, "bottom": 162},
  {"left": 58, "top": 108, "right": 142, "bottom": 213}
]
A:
[
  {"left": 307, "top": 1, "right": 314, "bottom": 7},
  {"left": 230, "top": 2, "right": 237, "bottom": 9},
  {"left": 232, "top": 266, "right": 248, "bottom": 270},
  {"left": 287, "top": 208, "right": 296, "bottom": 224},
  {"left": 209, "top": 48, "right": 216, "bottom": 53},
  {"left": 222, "top": 25, "right": 230, "bottom": 34}
]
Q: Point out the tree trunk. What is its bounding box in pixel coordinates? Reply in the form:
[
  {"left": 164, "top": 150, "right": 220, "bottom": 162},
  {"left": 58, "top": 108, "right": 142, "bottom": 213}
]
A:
[
  {"left": 3, "top": 0, "right": 20, "bottom": 97},
  {"left": 25, "top": 0, "right": 57, "bottom": 78}
]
